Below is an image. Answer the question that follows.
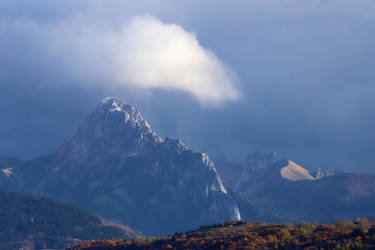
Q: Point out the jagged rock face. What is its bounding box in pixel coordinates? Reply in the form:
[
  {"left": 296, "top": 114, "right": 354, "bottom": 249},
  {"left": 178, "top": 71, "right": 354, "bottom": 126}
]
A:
[
  {"left": 55, "top": 97, "right": 162, "bottom": 167},
  {"left": 74, "top": 97, "right": 161, "bottom": 151},
  {"left": 311, "top": 168, "right": 333, "bottom": 179},
  {"left": 210, "top": 154, "right": 244, "bottom": 193},
  {"left": 0, "top": 97, "right": 240, "bottom": 235},
  {"left": 279, "top": 160, "right": 316, "bottom": 181},
  {"left": 0, "top": 157, "right": 21, "bottom": 178}
]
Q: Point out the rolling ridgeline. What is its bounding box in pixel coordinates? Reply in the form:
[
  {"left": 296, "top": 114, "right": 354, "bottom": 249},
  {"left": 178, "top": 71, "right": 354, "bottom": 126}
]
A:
[
  {"left": 0, "top": 191, "right": 140, "bottom": 249},
  {"left": 1, "top": 97, "right": 375, "bottom": 248}
]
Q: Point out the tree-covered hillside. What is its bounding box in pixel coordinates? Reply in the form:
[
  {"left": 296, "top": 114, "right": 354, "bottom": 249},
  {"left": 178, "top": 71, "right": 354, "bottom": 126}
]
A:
[
  {"left": 0, "top": 191, "right": 141, "bottom": 250},
  {"left": 71, "top": 219, "right": 375, "bottom": 249}
]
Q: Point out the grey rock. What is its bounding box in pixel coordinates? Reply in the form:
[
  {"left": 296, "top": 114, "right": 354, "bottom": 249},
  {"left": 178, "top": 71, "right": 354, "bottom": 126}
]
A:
[
  {"left": 311, "top": 168, "right": 333, "bottom": 179},
  {"left": 0, "top": 97, "right": 240, "bottom": 235}
]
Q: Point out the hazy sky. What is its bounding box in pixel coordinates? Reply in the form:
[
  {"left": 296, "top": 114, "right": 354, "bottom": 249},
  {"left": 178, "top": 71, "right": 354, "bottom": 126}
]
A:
[{"left": 1, "top": 0, "right": 375, "bottom": 172}]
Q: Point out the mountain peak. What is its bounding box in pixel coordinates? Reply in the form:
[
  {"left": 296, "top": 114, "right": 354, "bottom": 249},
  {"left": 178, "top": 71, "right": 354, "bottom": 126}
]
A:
[
  {"left": 279, "top": 160, "right": 316, "bottom": 181},
  {"left": 101, "top": 96, "right": 119, "bottom": 105},
  {"left": 98, "top": 96, "right": 134, "bottom": 114},
  {"left": 96, "top": 97, "right": 153, "bottom": 131},
  {"left": 66, "top": 97, "right": 162, "bottom": 157},
  {"left": 100, "top": 96, "right": 122, "bottom": 110},
  {"left": 31, "top": 97, "right": 241, "bottom": 234}
]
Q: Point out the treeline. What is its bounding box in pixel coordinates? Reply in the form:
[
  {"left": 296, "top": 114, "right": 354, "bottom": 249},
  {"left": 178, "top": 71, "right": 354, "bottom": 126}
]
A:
[
  {"left": 71, "top": 218, "right": 375, "bottom": 249},
  {"left": 0, "top": 191, "right": 138, "bottom": 249}
]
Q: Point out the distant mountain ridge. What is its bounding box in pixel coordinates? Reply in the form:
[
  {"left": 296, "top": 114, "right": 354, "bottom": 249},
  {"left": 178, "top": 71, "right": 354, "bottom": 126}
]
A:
[
  {"left": 2, "top": 97, "right": 375, "bottom": 237},
  {"left": 211, "top": 152, "right": 375, "bottom": 223},
  {"left": 213, "top": 153, "right": 317, "bottom": 195},
  {"left": 0, "top": 97, "right": 240, "bottom": 235}
]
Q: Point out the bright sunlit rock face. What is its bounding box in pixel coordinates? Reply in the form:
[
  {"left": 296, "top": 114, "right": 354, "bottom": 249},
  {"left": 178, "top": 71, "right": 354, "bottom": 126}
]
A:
[
  {"left": 280, "top": 160, "right": 316, "bottom": 181},
  {"left": 1, "top": 168, "right": 13, "bottom": 177}
]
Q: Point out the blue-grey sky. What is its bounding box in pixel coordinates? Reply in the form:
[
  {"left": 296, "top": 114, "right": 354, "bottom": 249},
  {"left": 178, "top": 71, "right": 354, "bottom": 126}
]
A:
[{"left": 1, "top": 0, "right": 375, "bottom": 172}]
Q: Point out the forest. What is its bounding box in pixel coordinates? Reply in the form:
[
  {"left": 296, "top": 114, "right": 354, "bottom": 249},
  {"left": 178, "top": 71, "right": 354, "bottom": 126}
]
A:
[
  {"left": 70, "top": 219, "right": 375, "bottom": 249},
  {"left": 0, "top": 191, "right": 138, "bottom": 249}
]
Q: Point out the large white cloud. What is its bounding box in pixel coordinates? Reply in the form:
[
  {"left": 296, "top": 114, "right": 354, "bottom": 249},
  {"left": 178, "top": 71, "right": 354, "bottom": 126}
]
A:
[
  {"left": 114, "top": 15, "right": 239, "bottom": 104},
  {"left": 41, "top": 14, "right": 239, "bottom": 106}
]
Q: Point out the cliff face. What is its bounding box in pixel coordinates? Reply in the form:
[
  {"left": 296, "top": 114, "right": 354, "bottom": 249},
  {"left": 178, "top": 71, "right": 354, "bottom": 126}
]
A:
[{"left": 0, "top": 97, "right": 240, "bottom": 235}]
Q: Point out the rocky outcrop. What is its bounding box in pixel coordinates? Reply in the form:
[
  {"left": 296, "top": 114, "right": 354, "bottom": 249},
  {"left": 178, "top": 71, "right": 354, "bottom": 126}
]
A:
[{"left": 0, "top": 97, "right": 240, "bottom": 235}]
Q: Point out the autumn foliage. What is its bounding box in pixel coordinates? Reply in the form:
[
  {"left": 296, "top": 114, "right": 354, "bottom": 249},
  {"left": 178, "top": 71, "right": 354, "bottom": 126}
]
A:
[{"left": 69, "top": 218, "right": 375, "bottom": 249}]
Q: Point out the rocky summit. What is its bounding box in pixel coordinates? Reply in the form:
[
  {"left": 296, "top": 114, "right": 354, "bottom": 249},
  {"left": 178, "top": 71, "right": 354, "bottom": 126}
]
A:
[{"left": 0, "top": 97, "right": 240, "bottom": 235}]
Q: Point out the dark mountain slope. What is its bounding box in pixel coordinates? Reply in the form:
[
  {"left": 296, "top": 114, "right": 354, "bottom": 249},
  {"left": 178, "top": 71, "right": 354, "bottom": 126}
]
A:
[
  {"left": 0, "top": 97, "right": 240, "bottom": 235},
  {"left": 213, "top": 154, "right": 375, "bottom": 223},
  {"left": 0, "top": 191, "right": 140, "bottom": 250}
]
